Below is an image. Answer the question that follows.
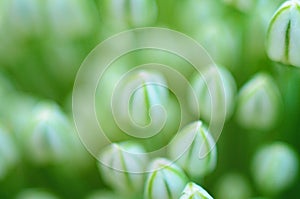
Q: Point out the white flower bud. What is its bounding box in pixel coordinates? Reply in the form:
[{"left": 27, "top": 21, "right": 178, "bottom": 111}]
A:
[
  {"left": 23, "top": 102, "right": 73, "bottom": 165},
  {"left": 45, "top": 0, "right": 97, "bottom": 39},
  {"left": 267, "top": 0, "right": 300, "bottom": 67},
  {"left": 180, "top": 182, "right": 213, "bottom": 199},
  {"left": 98, "top": 141, "right": 148, "bottom": 195},
  {"left": 0, "top": 126, "right": 19, "bottom": 180},
  {"left": 189, "top": 66, "right": 237, "bottom": 123},
  {"left": 113, "top": 69, "right": 169, "bottom": 138},
  {"left": 145, "top": 158, "right": 188, "bottom": 199},
  {"left": 85, "top": 190, "right": 123, "bottom": 199},
  {"left": 194, "top": 21, "right": 240, "bottom": 69},
  {"left": 215, "top": 173, "right": 252, "bottom": 199},
  {"left": 16, "top": 189, "right": 59, "bottom": 199},
  {"left": 5, "top": 0, "right": 96, "bottom": 39},
  {"left": 252, "top": 142, "right": 298, "bottom": 195},
  {"left": 251, "top": 198, "right": 269, "bottom": 199},
  {"left": 169, "top": 121, "right": 217, "bottom": 178},
  {"left": 236, "top": 73, "right": 281, "bottom": 131},
  {"left": 222, "top": 0, "right": 254, "bottom": 12},
  {"left": 129, "top": 71, "right": 168, "bottom": 127},
  {"left": 99, "top": 0, "right": 157, "bottom": 30}
]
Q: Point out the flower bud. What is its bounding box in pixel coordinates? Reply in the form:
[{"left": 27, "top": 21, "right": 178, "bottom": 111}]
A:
[
  {"left": 5, "top": 0, "right": 96, "bottom": 39},
  {"left": 22, "top": 102, "right": 73, "bottom": 165},
  {"left": 98, "top": 0, "right": 157, "bottom": 30},
  {"left": 180, "top": 182, "right": 213, "bottom": 199},
  {"left": 194, "top": 21, "right": 240, "bottom": 69},
  {"left": 222, "top": 0, "right": 254, "bottom": 12},
  {"left": 86, "top": 190, "right": 123, "bottom": 199},
  {"left": 16, "top": 189, "right": 59, "bottom": 199},
  {"left": 0, "top": 126, "right": 19, "bottom": 180},
  {"left": 251, "top": 198, "right": 269, "bottom": 199},
  {"left": 98, "top": 141, "right": 148, "bottom": 195},
  {"left": 267, "top": 0, "right": 300, "bottom": 67},
  {"left": 169, "top": 121, "right": 217, "bottom": 178},
  {"left": 189, "top": 66, "right": 237, "bottom": 123},
  {"left": 129, "top": 71, "right": 168, "bottom": 127},
  {"left": 236, "top": 73, "right": 281, "bottom": 131},
  {"left": 145, "top": 158, "right": 188, "bottom": 199},
  {"left": 113, "top": 69, "right": 169, "bottom": 138},
  {"left": 252, "top": 142, "right": 298, "bottom": 195},
  {"left": 215, "top": 173, "right": 251, "bottom": 199},
  {"left": 45, "top": 0, "right": 97, "bottom": 39}
]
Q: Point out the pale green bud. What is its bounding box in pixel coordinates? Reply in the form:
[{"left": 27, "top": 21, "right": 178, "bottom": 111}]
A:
[
  {"left": 215, "top": 173, "right": 252, "bottom": 199},
  {"left": 267, "top": 0, "right": 300, "bottom": 67},
  {"left": 0, "top": 126, "right": 19, "bottom": 180},
  {"left": 169, "top": 121, "right": 217, "bottom": 178},
  {"left": 0, "top": 73, "right": 15, "bottom": 125},
  {"left": 5, "top": 0, "right": 96, "bottom": 39},
  {"left": 98, "top": 141, "right": 148, "bottom": 195},
  {"left": 236, "top": 73, "right": 281, "bottom": 131},
  {"left": 113, "top": 69, "right": 169, "bottom": 138},
  {"left": 251, "top": 197, "right": 269, "bottom": 199},
  {"left": 145, "top": 158, "right": 188, "bottom": 199},
  {"left": 129, "top": 70, "right": 168, "bottom": 127},
  {"left": 99, "top": 0, "right": 157, "bottom": 30},
  {"left": 189, "top": 66, "right": 237, "bottom": 123},
  {"left": 177, "top": 0, "right": 223, "bottom": 33},
  {"left": 194, "top": 22, "right": 240, "bottom": 69},
  {"left": 222, "top": 0, "right": 255, "bottom": 12},
  {"left": 45, "top": 0, "right": 97, "bottom": 39},
  {"left": 16, "top": 189, "right": 59, "bottom": 199},
  {"left": 22, "top": 102, "right": 73, "bottom": 165},
  {"left": 252, "top": 142, "right": 298, "bottom": 195},
  {"left": 180, "top": 182, "right": 214, "bottom": 199},
  {"left": 85, "top": 190, "right": 123, "bottom": 199}
]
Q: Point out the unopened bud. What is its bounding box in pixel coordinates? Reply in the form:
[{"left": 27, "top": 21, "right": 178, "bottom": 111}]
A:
[
  {"left": 180, "top": 182, "right": 214, "bottom": 199},
  {"left": 236, "top": 73, "right": 281, "bottom": 131},
  {"left": 98, "top": 141, "right": 148, "bottom": 195},
  {"left": 267, "top": 0, "right": 300, "bottom": 67},
  {"left": 169, "top": 121, "right": 217, "bottom": 178},
  {"left": 145, "top": 158, "right": 188, "bottom": 199}
]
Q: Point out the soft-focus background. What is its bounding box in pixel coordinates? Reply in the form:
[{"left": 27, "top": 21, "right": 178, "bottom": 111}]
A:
[{"left": 0, "top": 0, "right": 299, "bottom": 198}]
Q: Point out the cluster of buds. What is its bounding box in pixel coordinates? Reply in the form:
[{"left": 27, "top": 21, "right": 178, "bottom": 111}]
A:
[{"left": 97, "top": 119, "right": 217, "bottom": 198}]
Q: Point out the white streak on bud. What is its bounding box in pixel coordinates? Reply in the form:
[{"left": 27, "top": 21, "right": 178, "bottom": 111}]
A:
[
  {"left": 169, "top": 121, "right": 217, "bottom": 178},
  {"left": 145, "top": 158, "right": 188, "bottom": 199},
  {"left": 252, "top": 142, "right": 298, "bottom": 195},
  {"left": 267, "top": 0, "right": 300, "bottom": 67},
  {"left": 98, "top": 141, "right": 148, "bottom": 195},
  {"left": 236, "top": 73, "right": 281, "bottom": 131},
  {"left": 180, "top": 182, "right": 213, "bottom": 199}
]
